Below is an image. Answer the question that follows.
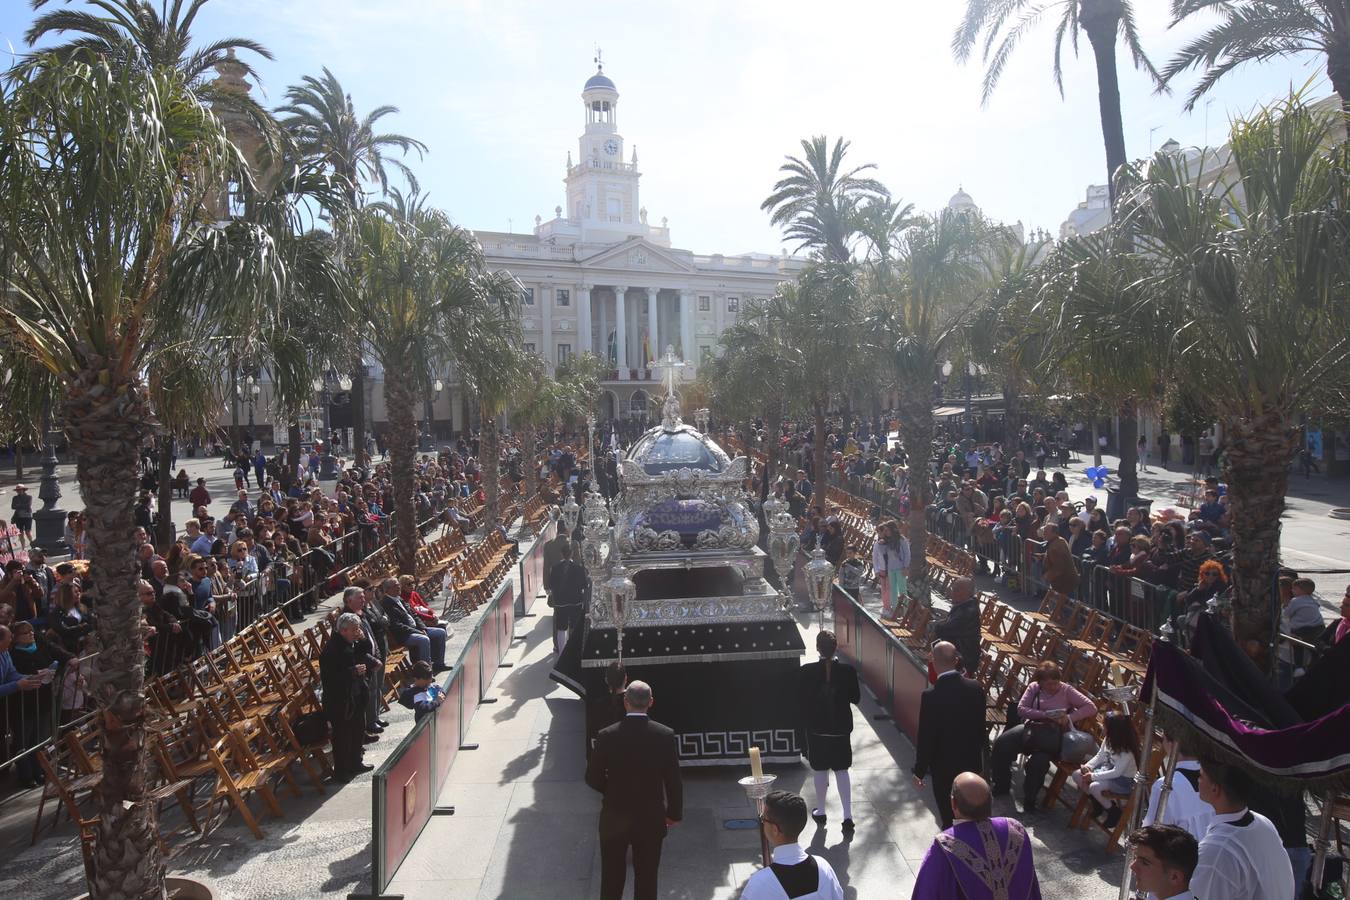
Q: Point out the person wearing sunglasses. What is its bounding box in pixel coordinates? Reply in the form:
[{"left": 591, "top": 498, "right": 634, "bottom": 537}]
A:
[{"left": 739, "top": 790, "right": 843, "bottom": 900}]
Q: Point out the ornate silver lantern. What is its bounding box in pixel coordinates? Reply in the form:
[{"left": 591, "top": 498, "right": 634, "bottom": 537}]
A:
[
  {"left": 580, "top": 488, "right": 611, "bottom": 578},
  {"left": 694, "top": 407, "right": 710, "bottom": 434},
  {"left": 802, "top": 536, "right": 836, "bottom": 627},
  {"left": 603, "top": 562, "right": 638, "bottom": 661},
  {"left": 560, "top": 491, "right": 581, "bottom": 536},
  {"left": 765, "top": 506, "right": 800, "bottom": 606}
]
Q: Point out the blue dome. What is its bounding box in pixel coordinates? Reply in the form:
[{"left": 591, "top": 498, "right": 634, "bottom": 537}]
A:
[{"left": 584, "top": 70, "right": 616, "bottom": 91}]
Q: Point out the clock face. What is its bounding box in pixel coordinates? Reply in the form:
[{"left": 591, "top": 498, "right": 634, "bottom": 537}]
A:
[{"left": 604, "top": 139, "right": 619, "bottom": 156}]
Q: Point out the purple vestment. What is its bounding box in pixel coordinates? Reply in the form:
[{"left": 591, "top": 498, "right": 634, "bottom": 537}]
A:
[{"left": 911, "top": 818, "right": 1042, "bottom": 900}]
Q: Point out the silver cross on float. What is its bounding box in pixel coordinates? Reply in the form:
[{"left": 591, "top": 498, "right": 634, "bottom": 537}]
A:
[{"left": 649, "top": 345, "right": 691, "bottom": 430}]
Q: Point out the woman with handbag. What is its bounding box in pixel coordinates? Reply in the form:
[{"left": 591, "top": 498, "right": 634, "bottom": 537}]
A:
[{"left": 990, "top": 661, "right": 1097, "bottom": 812}]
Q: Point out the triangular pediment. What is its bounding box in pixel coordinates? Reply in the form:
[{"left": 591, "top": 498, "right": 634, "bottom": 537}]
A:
[{"left": 579, "top": 238, "right": 696, "bottom": 274}]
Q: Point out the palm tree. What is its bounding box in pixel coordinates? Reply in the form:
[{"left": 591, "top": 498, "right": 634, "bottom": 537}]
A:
[
  {"left": 352, "top": 196, "right": 520, "bottom": 571},
  {"left": 1163, "top": 1, "right": 1350, "bottom": 114},
  {"left": 705, "top": 308, "right": 802, "bottom": 497},
  {"left": 458, "top": 311, "right": 530, "bottom": 532},
  {"left": 763, "top": 265, "right": 863, "bottom": 506},
  {"left": 963, "top": 233, "right": 1053, "bottom": 446},
  {"left": 23, "top": 0, "right": 275, "bottom": 137},
  {"left": 761, "top": 136, "right": 886, "bottom": 262},
  {"left": 954, "top": 0, "right": 1159, "bottom": 203},
  {"left": 1031, "top": 226, "right": 1163, "bottom": 500},
  {"left": 278, "top": 68, "right": 426, "bottom": 468},
  {"left": 868, "top": 208, "right": 990, "bottom": 600},
  {"left": 0, "top": 56, "right": 287, "bottom": 898},
  {"left": 1108, "top": 96, "right": 1350, "bottom": 655}
]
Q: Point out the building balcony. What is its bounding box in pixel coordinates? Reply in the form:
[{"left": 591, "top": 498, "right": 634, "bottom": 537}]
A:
[{"left": 568, "top": 159, "right": 638, "bottom": 177}]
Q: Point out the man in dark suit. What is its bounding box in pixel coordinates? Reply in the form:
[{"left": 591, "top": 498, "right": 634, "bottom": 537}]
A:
[
  {"left": 378, "top": 577, "right": 449, "bottom": 672},
  {"left": 584, "top": 681, "right": 683, "bottom": 900},
  {"left": 931, "top": 577, "right": 981, "bottom": 674},
  {"left": 321, "top": 613, "right": 377, "bottom": 781},
  {"left": 912, "top": 641, "right": 988, "bottom": 830},
  {"left": 547, "top": 542, "right": 590, "bottom": 655}
]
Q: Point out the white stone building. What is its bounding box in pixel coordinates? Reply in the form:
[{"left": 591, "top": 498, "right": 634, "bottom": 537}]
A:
[{"left": 469, "top": 64, "right": 805, "bottom": 423}]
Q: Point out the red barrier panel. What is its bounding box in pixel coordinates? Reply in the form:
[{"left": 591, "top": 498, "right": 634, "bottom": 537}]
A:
[
  {"left": 375, "top": 718, "right": 434, "bottom": 892},
  {"left": 833, "top": 591, "right": 856, "bottom": 660},
  {"left": 518, "top": 519, "right": 555, "bottom": 613},
  {"left": 462, "top": 624, "right": 483, "bottom": 705},
  {"left": 889, "top": 646, "right": 928, "bottom": 742},
  {"left": 433, "top": 671, "right": 465, "bottom": 798},
  {"left": 858, "top": 614, "right": 892, "bottom": 710}
]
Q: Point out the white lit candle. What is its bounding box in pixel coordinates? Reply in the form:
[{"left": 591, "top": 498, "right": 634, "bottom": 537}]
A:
[{"left": 749, "top": 746, "right": 763, "bottom": 781}]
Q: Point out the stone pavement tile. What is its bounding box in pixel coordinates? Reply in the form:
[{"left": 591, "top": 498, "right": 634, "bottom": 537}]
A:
[
  {"left": 395, "top": 878, "right": 482, "bottom": 900},
  {"left": 392, "top": 813, "right": 503, "bottom": 884},
  {"left": 802, "top": 830, "right": 915, "bottom": 899},
  {"left": 435, "top": 780, "right": 518, "bottom": 820},
  {"left": 444, "top": 737, "right": 535, "bottom": 785},
  {"left": 476, "top": 809, "right": 597, "bottom": 899},
  {"left": 505, "top": 778, "right": 599, "bottom": 815}
]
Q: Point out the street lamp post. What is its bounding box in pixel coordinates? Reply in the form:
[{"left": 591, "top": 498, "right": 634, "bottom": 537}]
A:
[
  {"left": 420, "top": 379, "right": 444, "bottom": 452},
  {"left": 31, "top": 406, "right": 68, "bottom": 553}
]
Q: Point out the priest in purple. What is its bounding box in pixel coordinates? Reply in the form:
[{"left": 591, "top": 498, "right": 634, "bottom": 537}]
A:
[{"left": 912, "top": 773, "right": 1043, "bottom": 900}]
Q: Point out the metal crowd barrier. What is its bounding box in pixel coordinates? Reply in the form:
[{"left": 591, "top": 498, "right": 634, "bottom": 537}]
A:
[{"left": 1, "top": 649, "right": 100, "bottom": 781}]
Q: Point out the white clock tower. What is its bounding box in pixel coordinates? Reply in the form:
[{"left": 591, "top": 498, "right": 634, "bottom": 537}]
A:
[{"left": 566, "top": 60, "right": 643, "bottom": 239}]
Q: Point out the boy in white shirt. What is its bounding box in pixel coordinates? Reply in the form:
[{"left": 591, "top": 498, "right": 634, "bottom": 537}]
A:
[
  {"left": 1192, "top": 757, "right": 1295, "bottom": 900},
  {"left": 740, "top": 790, "right": 843, "bottom": 900},
  {"left": 1127, "top": 825, "right": 1200, "bottom": 900}
]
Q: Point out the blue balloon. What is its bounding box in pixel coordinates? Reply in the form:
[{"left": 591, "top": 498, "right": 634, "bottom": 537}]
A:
[
  {"left": 1099, "top": 467, "right": 1111, "bottom": 477},
  {"left": 1083, "top": 467, "right": 1096, "bottom": 478},
  {"left": 1093, "top": 478, "right": 1106, "bottom": 489}
]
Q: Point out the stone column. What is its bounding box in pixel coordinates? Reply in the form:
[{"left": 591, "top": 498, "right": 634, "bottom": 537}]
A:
[
  {"left": 614, "top": 285, "right": 629, "bottom": 380},
  {"left": 539, "top": 283, "right": 552, "bottom": 369},
  {"left": 577, "top": 284, "right": 593, "bottom": 356},
  {"left": 645, "top": 287, "right": 659, "bottom": 374},
  {"left": 679, "top": 290, "right": 694, "bottom": 367}
]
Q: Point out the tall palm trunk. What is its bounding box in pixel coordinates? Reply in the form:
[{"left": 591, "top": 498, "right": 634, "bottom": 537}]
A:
[
  {"left": 1222, "top": 411, "right": 1299, "bottom": 667},
  {"left": 14, "top": 447, "right": 22, "bottom": 480},
  {"left": 895, "top": 388, "right": 933, "bottom": 604},
  {"left": 482, "top": 410, "right": 501, "bottom": 530},
  {"left": 763, "top": 399, "right": 783, "bottom": 501},
  {"left": 286, "top": 419, "right": 302, "bottom": 491},
  {"left": 1116, "top": 399, "right": 1139, "bottom": 500},
  {"left": 155, "top": 433, "right": 174, "bottom": 550},
  {"left": 1082, "top": 0, "right": 1128, "bottom": 201},
  {"left": 1003, "top": 381, "right": 1021, "bottom": 446},
  {"left": 813, "top": 399, "right": 827, "bottom": 513},
  {"left": 66, "top": 361, "right": 164, "bottom": 898},
  {"left": 351, "top": 365, "right": 367, "bottom": 469},
  {"left": 1327, "top": 41, "right": 1350, "bottom": 117},
  {"left": 385, "top": 374, "right": 419, "bottom": 575},
  {"left": 1091, "top": 419, "right": 1103, "bottom": 467}
]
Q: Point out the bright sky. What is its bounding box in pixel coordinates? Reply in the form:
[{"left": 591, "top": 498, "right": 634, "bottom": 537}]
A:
[{"left": 0, "top": 1, "right": 1323, "bottom": 255}]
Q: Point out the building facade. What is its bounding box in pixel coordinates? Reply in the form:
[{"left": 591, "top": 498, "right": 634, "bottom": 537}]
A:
[{"left": 471, "top": 64, "right": 804, "bottom": 423}]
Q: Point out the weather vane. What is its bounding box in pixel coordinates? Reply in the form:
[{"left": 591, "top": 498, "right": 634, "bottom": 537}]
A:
[{"left": 594, "top": 46, "right": 603, "bottom": 71}]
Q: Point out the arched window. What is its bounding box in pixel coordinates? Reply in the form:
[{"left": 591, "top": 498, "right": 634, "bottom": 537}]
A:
[{"left": 628, "top": 390, "right": 649, "bottom": 417}]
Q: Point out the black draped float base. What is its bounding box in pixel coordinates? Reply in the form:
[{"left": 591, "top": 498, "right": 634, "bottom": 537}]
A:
[{"left": 551, "top": 618, "right": 806, "bottom": 766}]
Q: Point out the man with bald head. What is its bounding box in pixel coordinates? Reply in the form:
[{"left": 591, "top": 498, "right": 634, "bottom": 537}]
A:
[
  {"left": 913, "top": 641, "right": 987, "bottom": 829},
  {"left": 912, "top": 773, "right": 1042, "bottom": 899},
  {"left": 585, "top": 680, "right": 683, "bottom": 900},
  {"left": 931, "top": 577, "right": 981, "bottom": 672}
]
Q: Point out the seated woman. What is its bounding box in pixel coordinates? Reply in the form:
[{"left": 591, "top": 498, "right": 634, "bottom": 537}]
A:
[
  {"left": 400, "top": 575, "right": 444, "bottom": 629},
  {"left": 1073, "top": 712, "right": 1140, "bottom": 829},
  {"left": 172, "top": 468, "right": 191, "bottom": 499},
  {"left": 990, "top": 661, "right": 1097, "bottom": 811}
]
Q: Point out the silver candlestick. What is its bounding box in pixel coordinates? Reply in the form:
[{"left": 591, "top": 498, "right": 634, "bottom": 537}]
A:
[{"left": 738, "top": 773, "right": 778, "bottom": 867}]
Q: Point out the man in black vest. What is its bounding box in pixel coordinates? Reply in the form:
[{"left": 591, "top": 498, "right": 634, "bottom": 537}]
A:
[
  {"left": 739, "top": 790, "right": 844, "bottom": 899},
  {"left": 547, "top": 542, "right": 590, "bottom": 655},
  {"left": 584, "top": 681, "right": 683, "bottom": 900},
  {"left": 912, "top": 641, "right": 987, "bottom": 830}
]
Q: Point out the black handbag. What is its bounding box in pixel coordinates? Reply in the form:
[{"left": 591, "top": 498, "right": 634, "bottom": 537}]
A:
[
  {"left": 291, "top": 711, "right": 329, "bottom": 746},
  {"left": 1023, "top": 685, "right": 1064, "bottom": 755}
]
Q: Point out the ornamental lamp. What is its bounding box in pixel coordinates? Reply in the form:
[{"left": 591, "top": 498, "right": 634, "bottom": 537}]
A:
[
  {"left": 338, "top": 374, "right": 353, "bottom": 392},
  {"left": 311, "top": 376, "right": 324, "bottom": 393},
  {"left": 766, "top": 510, "right": 800, "bottom": 600},
  {"left": 694, "top": 407, "right": 710, "bottom": 433},
  {"left": 604, "top": 562, "right": 637, "bottom": 660},
  {"left": 803, "top": 535, "right": 836, "bottom": 625}
]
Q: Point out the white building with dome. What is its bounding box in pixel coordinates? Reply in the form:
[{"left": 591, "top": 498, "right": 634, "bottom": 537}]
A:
[{"left": 465, "top": 63, "right": 806, "bottom": 423}]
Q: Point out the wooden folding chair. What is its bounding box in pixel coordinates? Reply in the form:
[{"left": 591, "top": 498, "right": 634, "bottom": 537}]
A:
[{"left": 31, "top": 740, "right": 101, "bottom": 845}]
